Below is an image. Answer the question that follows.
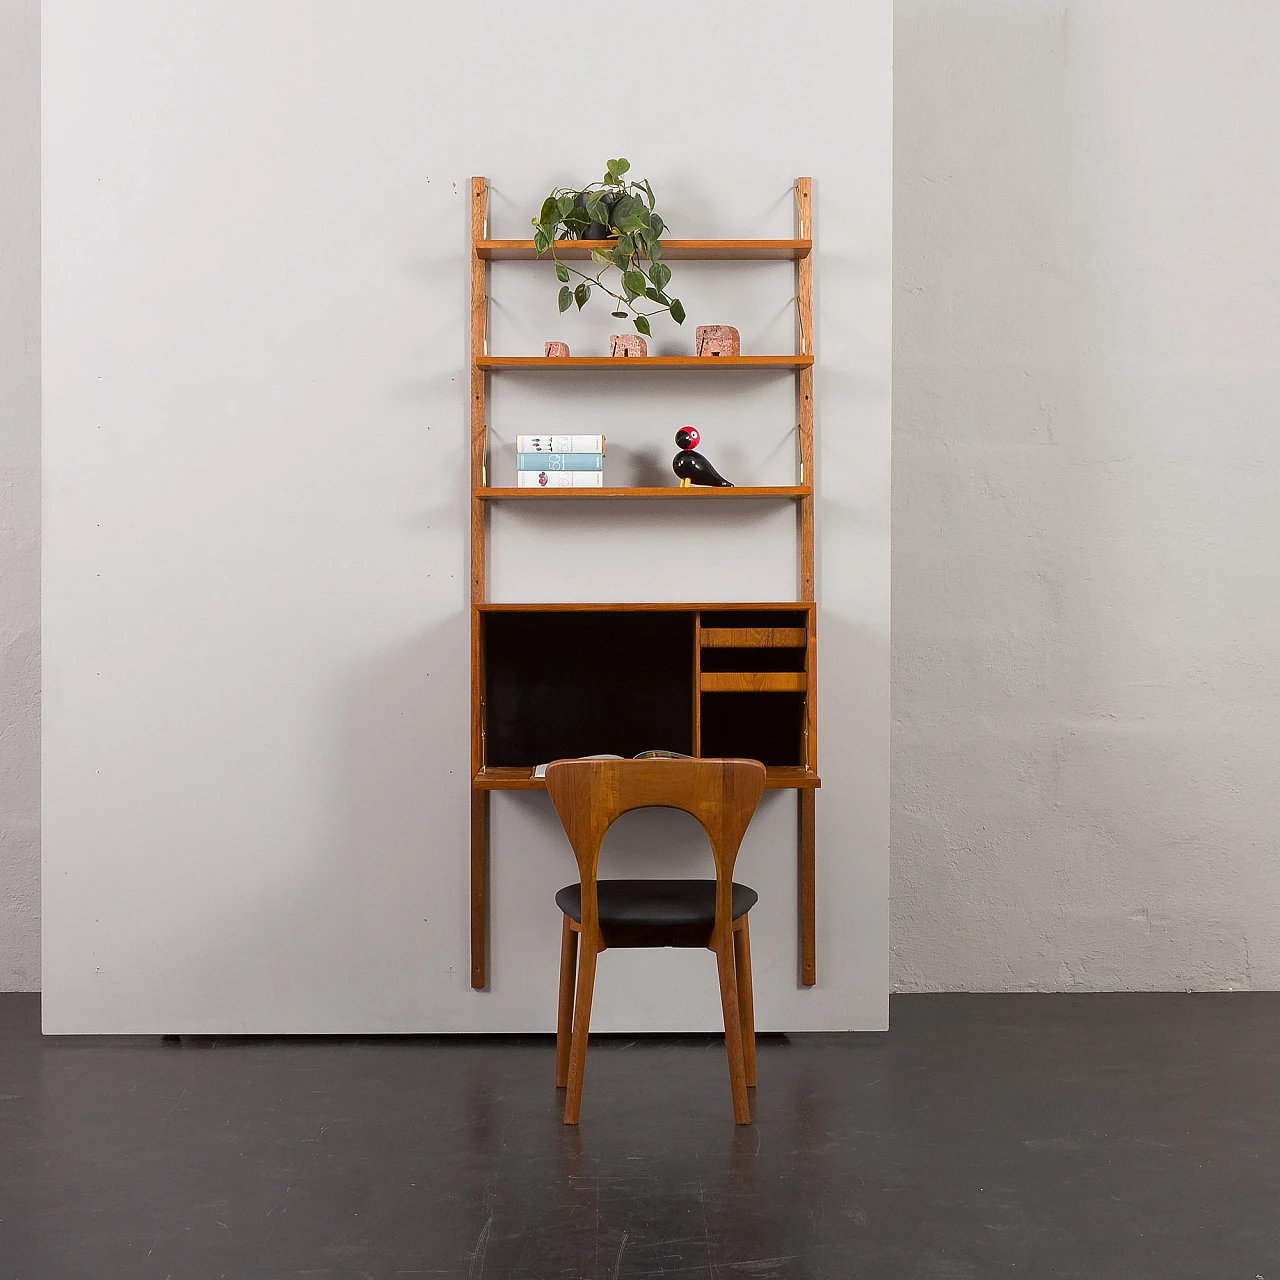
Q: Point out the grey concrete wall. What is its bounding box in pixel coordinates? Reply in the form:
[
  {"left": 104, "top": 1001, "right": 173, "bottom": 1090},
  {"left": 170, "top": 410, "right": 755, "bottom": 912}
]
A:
[
  {"left": 0, "top": 0, "right": 40, "bottom": 991},
  {"left": 892, "top": 0, "right": 1280, "bottom": 990}
]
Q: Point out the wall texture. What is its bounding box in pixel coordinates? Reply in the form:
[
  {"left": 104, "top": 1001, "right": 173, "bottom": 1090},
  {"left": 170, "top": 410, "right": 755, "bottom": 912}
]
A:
[
  {"left": 10, "top": 1, "right": 1279, "bottom": 997},
  {"left": 40, "top": 0, "right": 890, "bottom": 1032},
  {"left": 0, "top": 0, "right": 40, "bottom": 991},
  {"left": 893, "top": 0, "right": 1280, "bottom": 990}
]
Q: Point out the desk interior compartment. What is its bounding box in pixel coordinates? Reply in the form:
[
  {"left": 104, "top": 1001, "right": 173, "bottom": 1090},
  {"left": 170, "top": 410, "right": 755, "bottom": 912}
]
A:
[{"left": 483, "top": 610, "right": 694, "bottom": 767}]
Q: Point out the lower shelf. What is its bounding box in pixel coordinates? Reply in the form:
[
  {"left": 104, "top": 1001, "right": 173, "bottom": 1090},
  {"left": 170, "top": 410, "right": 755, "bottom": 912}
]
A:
[{"left": 473, "top": 765, "right": 820, "bottom": 791}]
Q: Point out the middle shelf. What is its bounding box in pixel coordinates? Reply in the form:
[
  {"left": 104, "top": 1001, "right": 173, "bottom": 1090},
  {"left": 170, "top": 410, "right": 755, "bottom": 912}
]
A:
[{"left": 475, "top": 485, "right": 810, "bottom": 500}]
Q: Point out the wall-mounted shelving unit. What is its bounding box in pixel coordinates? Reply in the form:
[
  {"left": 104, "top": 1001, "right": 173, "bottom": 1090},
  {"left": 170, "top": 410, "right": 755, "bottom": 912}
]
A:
[{"left": 469, "top": 176, "right": 819, "bottom": 991}]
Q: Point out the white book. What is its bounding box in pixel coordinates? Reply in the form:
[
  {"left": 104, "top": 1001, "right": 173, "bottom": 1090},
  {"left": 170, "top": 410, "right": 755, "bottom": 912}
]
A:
[
  {"left": 516, "top": 435, "right": 605, "bottom": 455},
  {"left": 516, "top": 471, "right": 605, "bottom": 488}
]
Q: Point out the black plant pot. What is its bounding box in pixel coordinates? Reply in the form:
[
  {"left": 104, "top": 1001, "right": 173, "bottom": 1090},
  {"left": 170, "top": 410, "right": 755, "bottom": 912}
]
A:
[{"left": 572, "top": 191, "right": 620, "bottom": 241}]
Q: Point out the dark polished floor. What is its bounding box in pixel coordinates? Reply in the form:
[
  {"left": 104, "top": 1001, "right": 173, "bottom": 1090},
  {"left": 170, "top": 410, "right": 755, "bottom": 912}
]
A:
[{"left": 1, "top": 993, "right": 1277, "bottom": 1278}]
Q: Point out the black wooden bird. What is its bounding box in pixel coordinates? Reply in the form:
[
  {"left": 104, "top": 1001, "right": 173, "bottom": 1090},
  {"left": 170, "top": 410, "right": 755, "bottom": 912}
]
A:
[{"left": 672, "top": 426, "right": 733, "bottom": 487}]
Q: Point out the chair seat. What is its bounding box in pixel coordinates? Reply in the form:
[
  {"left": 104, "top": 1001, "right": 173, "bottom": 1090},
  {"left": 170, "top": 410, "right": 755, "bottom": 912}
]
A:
[{"left": 555, "top": 879, "right": 758, "bottom": 928}]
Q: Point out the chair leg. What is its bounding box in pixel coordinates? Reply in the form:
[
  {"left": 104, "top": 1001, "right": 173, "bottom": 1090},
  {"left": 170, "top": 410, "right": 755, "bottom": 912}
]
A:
[
  {"left": 563, "top": 931, "right": 599, "bottom": 1125},
  {"left": 714, "top": 936, "right": 751, "bottom": 1124},
  {"left": 555, "top": 915, "right": 578, "bottom": 1088},
  {"left": 733, "top": 916, "right": 757, "bottom": 1088}
]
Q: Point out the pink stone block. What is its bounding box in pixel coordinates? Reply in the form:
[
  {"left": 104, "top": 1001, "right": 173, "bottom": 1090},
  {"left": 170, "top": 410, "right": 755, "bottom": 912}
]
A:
[
  {"left": 609, "top": 334, "right": 648, "bottom": 358},
  {"left": 696, "top": 325, "right": 741, "bottom": 357},
  {"left": 544, "top": 342, "right": 570, "bottom": 357}
]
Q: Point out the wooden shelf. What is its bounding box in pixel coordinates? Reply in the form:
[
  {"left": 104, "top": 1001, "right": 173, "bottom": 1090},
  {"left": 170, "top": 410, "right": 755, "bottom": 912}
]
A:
[
  {"left": 477, "top": 355, "right": 812, "bottom": 370},
  {"left": 476, "top": 601, "right": 816, "bottom": 613},
  {"left": 468, "top": 176, "right": 820, "bottom": 991},
  {"left": 701, "top": 672, "right": 808, "bottom": 693},
  {"left": 476, "top": 485, "right": 810, "bottom": 500},
  {"left": 477, "top": 238, "right": 811, "bottom": 261},
  {"left": 473, "top": 765, "right": 820, "bottom": 791},
  {"left": 701, "top": 627, "right": 808, "bottom": 647}
]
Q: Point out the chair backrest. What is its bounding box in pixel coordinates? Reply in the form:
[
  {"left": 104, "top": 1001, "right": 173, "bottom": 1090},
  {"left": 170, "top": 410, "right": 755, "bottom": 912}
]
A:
[{"left": 543, "top": 758, "right": 767, "bottom": 937}]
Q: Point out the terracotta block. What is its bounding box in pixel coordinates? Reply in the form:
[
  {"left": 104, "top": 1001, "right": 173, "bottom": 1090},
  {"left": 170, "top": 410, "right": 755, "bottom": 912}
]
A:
[
  {"left": 696, "top": 325, "right": 741, "bottom": 357},
  {"left": 609, "top": 334, "right": 648, "bottom": 358},
  {"left": 544, "top": 342, "right": 570, "bottom": 358}
]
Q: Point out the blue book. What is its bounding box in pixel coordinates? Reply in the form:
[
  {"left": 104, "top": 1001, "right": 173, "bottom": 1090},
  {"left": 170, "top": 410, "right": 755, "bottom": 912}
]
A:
[{"left": 516, "top": 452, "right": 605, "bottom": 472}]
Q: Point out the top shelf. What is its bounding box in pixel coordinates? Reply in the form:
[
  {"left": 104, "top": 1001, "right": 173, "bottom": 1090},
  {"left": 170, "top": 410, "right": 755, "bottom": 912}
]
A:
[{"left": 476, "top": 239, "right": 811, "bottom": 262}]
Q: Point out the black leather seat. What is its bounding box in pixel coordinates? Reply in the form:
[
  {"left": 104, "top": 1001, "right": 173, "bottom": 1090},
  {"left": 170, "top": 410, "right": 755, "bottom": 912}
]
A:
[{"left": 555, "top": 879, "right": 759, "bottom": 928}]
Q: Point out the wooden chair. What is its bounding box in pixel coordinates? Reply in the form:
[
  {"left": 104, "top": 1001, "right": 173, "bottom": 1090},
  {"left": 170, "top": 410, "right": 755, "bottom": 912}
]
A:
[{"left": 544, "top": 757, "right": 767, "bottom": 1125}]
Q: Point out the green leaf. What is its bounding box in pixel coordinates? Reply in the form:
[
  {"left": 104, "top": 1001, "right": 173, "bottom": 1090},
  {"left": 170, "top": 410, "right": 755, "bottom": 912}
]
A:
[
  {"left": 633, "top": 313, "right": 651, "bottom": 336},
  {"left": 649, "top": 213, "right": 664, "bottom": 237},
  {"left": 557, "top": 194, "right": 575, "bottom": 218},
  {"left": 669, "top": 298, "right": 685, "bottom": 324},
  {"left": 644, "top": 288, "right": 670, "bottom": 305},
  {"left": 558, "top": 285, "right": 572, "bottom": 313},
  {"left": 648, "top": 237, "right": 663, "bottom": 261},
  {"left": 574, "top": 282, "right": 590, "bottom": 310},
  {"left": 591, "top": 249, "right": 613, "bottom": 267},
  {"left": 610, "top": 243, "right": 632, "bottom": 270},
  {"left": 622, "top": 269, "right": 646, "bottom": 301},
  {"left": 533, "top": 228, "right": 550, "bottom": 256},
  {"left": 642, "top": 179, "right": 655, "bottom": 209},
  {"left": 611, "top": 157, "right": 630, "bottom": 177},
  {"left": 585, "top": 199, "right": 607, "bottom": 227},
  {"left": 555, "top": 262, "right": 570, "bottom": 283},
  {"left": 540, "top": 196, "right": 559, "bottom": 225},
  {"left": 649, "top": 261, "right": 671, "bottom": 292},
  {"left": 611, "top": 194, "right": 639, "bottom": 225}
]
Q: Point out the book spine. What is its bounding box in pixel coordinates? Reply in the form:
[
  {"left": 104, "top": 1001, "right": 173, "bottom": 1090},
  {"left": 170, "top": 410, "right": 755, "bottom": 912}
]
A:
[
  {"left": 516, "top": 471, "right": 605, "bottom": 488},
  {"left": 516, "top": 435, "right": 605, "bottom": 455},
  {"left": 516, "top": 453, "right": 604, "bottom": 471}
]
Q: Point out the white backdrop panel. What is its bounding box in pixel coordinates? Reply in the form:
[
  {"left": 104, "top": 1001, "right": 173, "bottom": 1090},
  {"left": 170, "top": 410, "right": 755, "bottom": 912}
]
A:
[{"left": 42, "top": 0, "right": 891, "bottom": 1032}]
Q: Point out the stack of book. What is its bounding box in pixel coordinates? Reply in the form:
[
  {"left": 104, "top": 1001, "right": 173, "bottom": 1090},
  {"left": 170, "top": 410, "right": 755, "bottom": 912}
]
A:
[{"left": 516, "top": 435, "right": 605, "bottom": 488}]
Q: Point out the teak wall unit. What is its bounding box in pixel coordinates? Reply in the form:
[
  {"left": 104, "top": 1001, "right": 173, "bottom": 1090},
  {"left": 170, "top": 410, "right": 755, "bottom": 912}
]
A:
[{"left": 469, "top": 176, "right": 819, "bottom": 990}]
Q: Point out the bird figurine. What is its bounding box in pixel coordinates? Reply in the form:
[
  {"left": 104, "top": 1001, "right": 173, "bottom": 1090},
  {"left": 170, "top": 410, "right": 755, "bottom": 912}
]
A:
[{"left": 672, "top": 425, "right": 733, "bottom": 488}]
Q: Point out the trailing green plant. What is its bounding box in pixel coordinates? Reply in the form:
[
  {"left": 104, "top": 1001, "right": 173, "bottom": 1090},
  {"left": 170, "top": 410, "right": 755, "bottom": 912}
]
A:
[{"left": 531, "top": 157, "right": 685, "bottom": 336}]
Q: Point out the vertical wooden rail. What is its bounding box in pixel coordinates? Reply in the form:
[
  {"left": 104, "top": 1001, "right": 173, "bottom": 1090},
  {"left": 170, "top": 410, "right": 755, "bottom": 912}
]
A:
[
  {"left": 795, "top": 177, "right": 818, "bottom": 987},
  {"left": 693, "top": 612, "right": 703, "bottom": 756},
  {"left": 470, "top": 177, "right": 490, "bottom": 989}
]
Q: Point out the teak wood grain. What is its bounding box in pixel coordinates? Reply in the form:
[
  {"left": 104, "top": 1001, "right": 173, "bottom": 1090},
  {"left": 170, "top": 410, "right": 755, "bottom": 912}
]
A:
[
  {"left": 477, "top": 355, "right": 813, "bottom": 370},
  {"left": 700, "top": 628, "right": 808, "bottom": 648},
  {"left": 799, "top": 789, "right": 817, "bottom": 986},
  {"left": 692, "top": 614, "right": 703, "bottom": 758},
  {"left": 470, "top": 178, "right": 489, "bottom": 987},
  {"left": 476, "top": 601, "right": 818, "bottom": 614},
  {"left": 794, "top": 178, "right": 818, "bottom": 986},
  {"left": 545, "top": 758, "right": 766, "bottom": 1124},
  {"left": 699, "top": 672, "right": 808, "bottom": 693},
  {"left": 472, "top": 765, "right": 821, "bottom": 791},
  {"left": 476, "top": 239, "right": 811, "bottom": 261},
  {"left": 475, "top": 486, "right": 811, "bottom": 500}
]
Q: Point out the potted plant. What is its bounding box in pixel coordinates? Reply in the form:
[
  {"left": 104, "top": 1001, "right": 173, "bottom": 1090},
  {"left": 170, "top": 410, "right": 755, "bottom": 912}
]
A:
[{"left": 531, "top": 158, "right": 686, "bottom": 337}]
